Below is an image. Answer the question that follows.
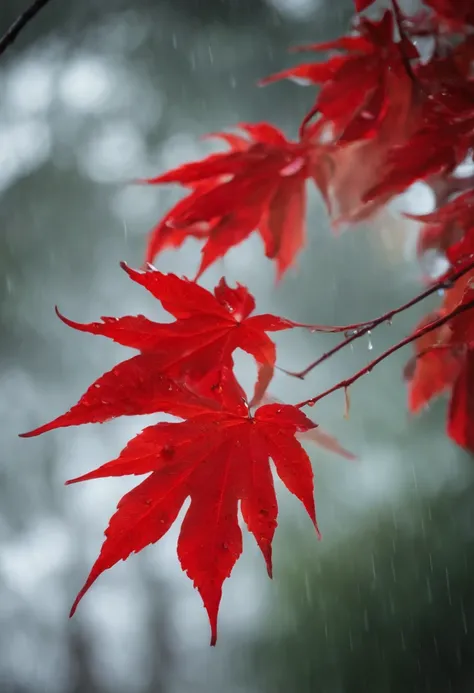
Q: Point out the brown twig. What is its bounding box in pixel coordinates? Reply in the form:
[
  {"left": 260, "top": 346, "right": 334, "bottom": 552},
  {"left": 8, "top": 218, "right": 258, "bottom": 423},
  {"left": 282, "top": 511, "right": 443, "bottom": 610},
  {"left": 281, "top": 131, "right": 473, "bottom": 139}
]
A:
[
  {"left": 295, "top": 296, "right": 474, "bottom": 410},
  {"left": 282, "top": 257, "right": 474, "bottom": 380},
  {"left": 0, "top": 0, "right": 53, "bottom": 58}
]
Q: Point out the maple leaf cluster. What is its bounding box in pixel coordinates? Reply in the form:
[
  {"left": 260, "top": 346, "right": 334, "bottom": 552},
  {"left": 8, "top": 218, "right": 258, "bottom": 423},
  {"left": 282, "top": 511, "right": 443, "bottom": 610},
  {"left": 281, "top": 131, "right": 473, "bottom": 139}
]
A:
[{"left": 20, "top": 0, "right": 474, "bottom": 645}]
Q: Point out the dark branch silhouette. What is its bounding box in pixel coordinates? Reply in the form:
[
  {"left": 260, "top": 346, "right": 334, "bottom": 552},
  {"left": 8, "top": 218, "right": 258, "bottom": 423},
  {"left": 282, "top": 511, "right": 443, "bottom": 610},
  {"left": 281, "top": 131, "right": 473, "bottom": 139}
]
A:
[{"left": 0, "top": 0, "right": 53, "bottom": 58}]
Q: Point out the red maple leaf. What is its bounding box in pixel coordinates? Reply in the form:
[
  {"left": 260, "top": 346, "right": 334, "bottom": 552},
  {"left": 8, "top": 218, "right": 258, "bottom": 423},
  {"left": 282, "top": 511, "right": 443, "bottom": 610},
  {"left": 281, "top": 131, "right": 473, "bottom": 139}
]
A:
[
  {"left": 20, "top": 264, "right": 312, "bottom": 435},
  {"left": 364, "top": 28, "right": 474, "bottom": 205},
  {"left": 406, "top": 310, "right": 464, "bottom": 413},
  {"left": 414, "top": 43, "right": 474, "bottom": 115},
  {"left": 261, "top": 12, "right": 416, "bottom": 144},
  {"left": 22, "top": 365, "right": 319, "bottom": 645},
  {"left": 259, "top": 11, "right": 422, "bottom": 225},
  {"left": 364, "top": 109, "right": 474, "bottom": 204},
  {"left": 406, "top": 272, "right": 474, "bottom": 451},
  {"left": 141, "top": 123, "right": 319, "bottom": 279}
]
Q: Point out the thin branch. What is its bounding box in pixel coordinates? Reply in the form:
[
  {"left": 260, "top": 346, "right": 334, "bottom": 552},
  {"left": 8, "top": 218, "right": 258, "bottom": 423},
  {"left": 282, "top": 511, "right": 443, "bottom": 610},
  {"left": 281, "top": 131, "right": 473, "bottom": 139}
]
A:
[
  {"left": 0, "top": 0, "right": 53, "bottom": 58},
  {"left": 295, "top": 296, "right": 474, "bottom": 410},
  {"left": 282, "top": 257, "right": 474, "bottom": 380}
]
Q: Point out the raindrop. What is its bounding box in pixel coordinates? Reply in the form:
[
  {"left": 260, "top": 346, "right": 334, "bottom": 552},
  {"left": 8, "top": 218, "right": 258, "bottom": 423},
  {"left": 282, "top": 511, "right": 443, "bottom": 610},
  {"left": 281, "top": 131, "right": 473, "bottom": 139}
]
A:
[
  {"left": 400, "top": 629, "right": 406, "bottom": 651},
  {"left": 390, "top": 558, "right": 397, "bottom": 583},
  {"left": 303, "top": 572, "right": 313, "bottom": 606},
  {"left": 371, "top": 553, "right": 377, "bottom": 579},
  {"left": 279, "top": 157, "right": 305, "bottom": 177},
  {"left": 348, "top": 630, "right": 354, "bottom": 651},
  {"left": 426, "top": 577, "right": 433, "bottom": 603},
  {"left": 367, "top": 330, "right": 373, "bottom": 351},
  {"left": 461, "top": 599, "right": 468, "bottom": 634},
  {"left": 445, "top": 567, "right": 452, "bottom": 605}
]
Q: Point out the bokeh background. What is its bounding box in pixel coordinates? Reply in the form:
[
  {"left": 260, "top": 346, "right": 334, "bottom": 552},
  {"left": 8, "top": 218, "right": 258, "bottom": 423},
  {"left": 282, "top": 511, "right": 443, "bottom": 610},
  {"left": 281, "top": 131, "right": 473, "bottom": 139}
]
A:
[{"left": 1, "top": 0, "right": 474, "bottom": 691}]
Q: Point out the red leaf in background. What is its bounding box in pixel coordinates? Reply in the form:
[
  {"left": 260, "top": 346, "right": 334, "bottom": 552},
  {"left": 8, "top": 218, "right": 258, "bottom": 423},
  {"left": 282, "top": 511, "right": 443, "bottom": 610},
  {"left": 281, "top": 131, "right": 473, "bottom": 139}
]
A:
[
  {"left": 423, "top": 0, "right": 474, "bottom": 28},
  {"left": 20, "top": 264, "right": 311, "bottom": 437},
  {"left": 354, "top": 0, "right": 376, "bottom": 10},
  {"left": 142, "top": 123, "right": 318, "bottom": 278},
  {"left": 448, "top": 349, "right": 474, "bottom": 450},
  {"left": 364, "top": 111, "right": 474, "bottom": 204},
  {"left": 415, "top": 47, "right": 474, "bottom": 115},
  {"left": 261, "top": 12, "right": 415, "bottom": 144},
  {"left": 447, "top": 226, "right": 474, "bottom": 269},
  {"left": 302, "top": 58, "right": 417, "bottom": 226},
  {"left": 406, "top": 310, "right": 463, "bottom": 413},
  {"left": 407, "top": 268, "right": 474, "bottom": 451},
  {"left": 407, "top": 189, "right": 474, "bottom": 258},
  {"left": 405, "top": 272, "right": 474, "bottom": 452},
  {"left": 408, "top": 190, "right": 474, "bottom": 229},
  {"left": 407, "top": 274, "right": 472, "bottom": 413},
  {"left": 260, "top": 11, "right": 421, "bottom": 224},
  {"left": 443, "top": 283, "right": 474, "bottom": 347},
  {"left": 26, "top": 365, "right": 319, "bottom": 645},
  {"left": 363, "top": 28, "right": 474, "bottom": 204}
]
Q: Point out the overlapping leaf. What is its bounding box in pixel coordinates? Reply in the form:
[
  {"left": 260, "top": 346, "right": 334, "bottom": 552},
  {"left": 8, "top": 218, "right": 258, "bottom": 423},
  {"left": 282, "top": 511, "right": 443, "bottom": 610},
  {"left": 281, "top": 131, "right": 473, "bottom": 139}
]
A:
[
  {"left": 260, "top": 11, "right": 421, "bottom": 224},
  {"left": 365, "top": 112, "right": 474, "bottom": 204},
  {"left": 423, "top": 0, "right": 474, "bottom": 28},
  {"left": 142, "top": 124, "right": 320, "bottom": 279},
  {"left": 261, "top": 12, "right": 415, "bottom": 144}
]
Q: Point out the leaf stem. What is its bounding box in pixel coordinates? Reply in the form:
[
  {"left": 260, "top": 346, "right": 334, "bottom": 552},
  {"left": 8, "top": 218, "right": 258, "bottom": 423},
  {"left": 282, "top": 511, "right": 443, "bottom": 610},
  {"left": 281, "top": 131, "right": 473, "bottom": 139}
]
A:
[
  {"left": 283, "top": 258, "right": 474, "bottom": 380},
  {"left": 295, "top": 296, "right": 474, "bottom": 410}
]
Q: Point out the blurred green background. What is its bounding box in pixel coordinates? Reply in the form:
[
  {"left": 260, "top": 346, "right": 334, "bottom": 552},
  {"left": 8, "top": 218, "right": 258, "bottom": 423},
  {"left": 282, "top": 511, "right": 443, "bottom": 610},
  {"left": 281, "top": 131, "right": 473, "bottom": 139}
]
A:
[{"left": 1, "top": 0, "right": 473, "bottom": 691}]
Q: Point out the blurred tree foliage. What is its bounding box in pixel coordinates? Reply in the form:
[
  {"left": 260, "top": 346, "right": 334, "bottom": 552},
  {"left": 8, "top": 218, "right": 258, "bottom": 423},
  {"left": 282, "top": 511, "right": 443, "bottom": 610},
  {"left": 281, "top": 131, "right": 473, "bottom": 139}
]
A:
[{"left": 254, "top": 477, "right": 474, "bottom": 693}]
